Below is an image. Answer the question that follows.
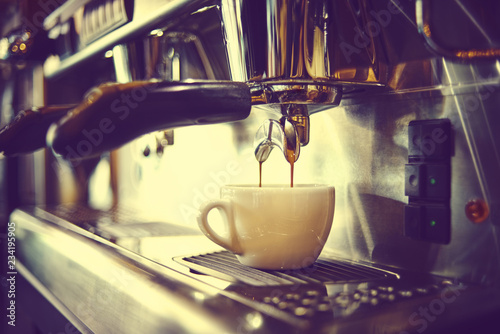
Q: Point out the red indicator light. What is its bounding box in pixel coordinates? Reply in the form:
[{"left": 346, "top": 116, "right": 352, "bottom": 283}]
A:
[{"left": 465, "top": 199, "right": 489, "bottom": 224}]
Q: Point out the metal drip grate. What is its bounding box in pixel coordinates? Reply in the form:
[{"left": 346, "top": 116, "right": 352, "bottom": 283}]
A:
[{"left": 174, "top": 251, "right": 395, "bottom": 286}]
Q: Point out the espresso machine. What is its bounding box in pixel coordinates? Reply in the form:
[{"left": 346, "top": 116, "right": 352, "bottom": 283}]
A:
[{"left": 1, "top": 0, "right": 500, "bottom": 333}]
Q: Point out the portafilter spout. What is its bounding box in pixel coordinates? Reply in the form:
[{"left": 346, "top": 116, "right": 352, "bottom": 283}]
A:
[{"left": 254, "top": 104, "right": 307, "bottom": 164}]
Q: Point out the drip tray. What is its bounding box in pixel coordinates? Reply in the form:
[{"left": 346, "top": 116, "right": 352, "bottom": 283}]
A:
[{"left": 174, "top": 251, "right": 396, "bottom": 286}]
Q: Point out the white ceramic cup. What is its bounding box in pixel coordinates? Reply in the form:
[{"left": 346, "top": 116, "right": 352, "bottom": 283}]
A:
[{"left": 197, "top": 184, "right": 335, "bottom": 270}]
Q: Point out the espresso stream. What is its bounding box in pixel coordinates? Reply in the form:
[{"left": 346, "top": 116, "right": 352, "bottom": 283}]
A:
[
  {"left": 259, "top": 147, "right": 296, "bottom": 188},
  {"left": 286, "top": 146, "right": 295, "bottom": 188}
]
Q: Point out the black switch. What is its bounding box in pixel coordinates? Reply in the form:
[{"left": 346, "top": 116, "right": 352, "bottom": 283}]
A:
[
  {"left": 406, "top": 163, "right": 450, "bottom": 199},
  {"left": 405, "top": 119, "right": 452, "bottom": 245},
  {"left": 405, "top": 163, "right": 423, "bottom": 197},
  {"left": 424, "top": 163, "right": 450, "bottom": 199},
  {"left": 408, "top": 119, "right": 452, "bottom": 161},
  {"left": 404, "top": 203, "right": 451, "bottom": 244},
  {"left": 422, "top": 204, "right": 451, "bottom": 244},
  {"left": 404, "top": 204, "right": 423, "bottom": 239}
]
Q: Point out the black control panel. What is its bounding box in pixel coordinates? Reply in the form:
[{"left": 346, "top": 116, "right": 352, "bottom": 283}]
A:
[{"left": 404, "top": 119, "right": 453, "bottom": 244}]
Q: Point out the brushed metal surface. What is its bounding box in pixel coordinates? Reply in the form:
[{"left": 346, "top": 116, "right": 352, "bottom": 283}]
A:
[{"left": 12, "top": 206, "right": 500, "bottom": 333}]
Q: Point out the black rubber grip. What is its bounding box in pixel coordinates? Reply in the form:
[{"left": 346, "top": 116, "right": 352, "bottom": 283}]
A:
[
  {"left": 47, "top": 81, "right": 251, "bottom": 161},
  {"left": 0, "top": 105, "right": 75, "bottom": 156}
]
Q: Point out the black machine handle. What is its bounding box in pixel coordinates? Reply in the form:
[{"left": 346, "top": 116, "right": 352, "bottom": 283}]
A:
[
  {"left": 0, "top": 105, "right": 75, "bottom": 156},
  {"left": 47, "top": 80, "right": 252, "bottom": 161},
  {"left": 0, "top": 80, "right": 251, "bottom": 159}
]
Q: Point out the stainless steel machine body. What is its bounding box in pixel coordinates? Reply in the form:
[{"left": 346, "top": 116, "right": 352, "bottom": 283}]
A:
[{"left": 2, "top": 0, "right": 500, "bottom": 333}]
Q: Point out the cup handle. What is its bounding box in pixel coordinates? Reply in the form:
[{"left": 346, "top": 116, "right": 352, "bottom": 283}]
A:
[{"left": 198, "top": 199, "right": 243, "bottom": 254}]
